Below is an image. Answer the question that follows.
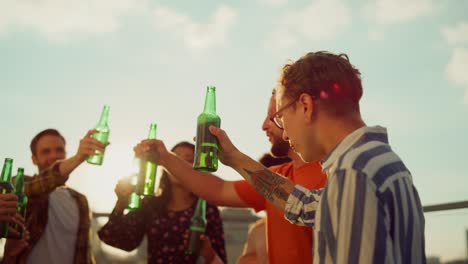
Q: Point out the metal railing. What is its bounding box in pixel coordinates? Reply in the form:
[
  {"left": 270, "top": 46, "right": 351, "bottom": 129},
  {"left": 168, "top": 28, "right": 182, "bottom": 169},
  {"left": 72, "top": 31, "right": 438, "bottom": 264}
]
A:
[{"left": 423, "top": 200, "right": 468, "bottom": 213}]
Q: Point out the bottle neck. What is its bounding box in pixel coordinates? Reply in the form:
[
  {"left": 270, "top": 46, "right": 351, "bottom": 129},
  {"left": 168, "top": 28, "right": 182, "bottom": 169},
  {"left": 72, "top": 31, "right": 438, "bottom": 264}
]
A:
[
  {"left": 15, "top": 169, "right": 25, "bottom": 194},
  {"left": 203, "top": 87, "right": 217, "bottom": 114},
  {"left": 192, "top": 198, "right": 206, "bottom": 218},
  {"left": 98, "top": 106, "right": 110, "bottom": 126},
  {"left": 148, "top": 124, "right": 157, "bottom": 139},
  {"left": 1, "top": 160, "right": 13, "bottom": 182}
]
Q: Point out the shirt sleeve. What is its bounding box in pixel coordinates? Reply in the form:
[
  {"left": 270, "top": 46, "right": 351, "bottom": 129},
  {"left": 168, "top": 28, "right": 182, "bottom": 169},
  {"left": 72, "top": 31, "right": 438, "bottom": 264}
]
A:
[
  {"left": 284, "top": 184, "right": 324, "bottom": 227},
  {"left": 24, "top": 161, "right": 69, "bottom": 196},
  {"left": 97, "top": 198, "right": 148, "bottom": 251},
  {"left": 205, "top": 204, "right": 227, "bottom": 263}
]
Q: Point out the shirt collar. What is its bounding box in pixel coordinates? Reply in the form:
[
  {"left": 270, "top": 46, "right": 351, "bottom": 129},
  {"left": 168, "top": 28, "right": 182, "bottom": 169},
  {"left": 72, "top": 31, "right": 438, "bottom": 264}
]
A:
[{"left": 320, "top": 126, "right": 388, "bottom": 172}]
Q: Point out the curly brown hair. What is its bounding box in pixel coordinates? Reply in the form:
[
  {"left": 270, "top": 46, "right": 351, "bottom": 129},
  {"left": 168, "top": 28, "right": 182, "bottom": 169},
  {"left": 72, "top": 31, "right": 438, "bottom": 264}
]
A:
[{"left": 279, "top": 51, "right": 363, "bottom": 116}]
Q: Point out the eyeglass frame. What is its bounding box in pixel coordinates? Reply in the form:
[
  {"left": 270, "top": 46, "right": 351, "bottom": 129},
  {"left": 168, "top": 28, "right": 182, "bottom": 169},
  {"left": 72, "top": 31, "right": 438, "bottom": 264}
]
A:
[
  {"left": 269, "top": 92, "right": 320, "bottom": 129},
  {"left": 269, "top": 97, "right": 299, "bottom": 130}
]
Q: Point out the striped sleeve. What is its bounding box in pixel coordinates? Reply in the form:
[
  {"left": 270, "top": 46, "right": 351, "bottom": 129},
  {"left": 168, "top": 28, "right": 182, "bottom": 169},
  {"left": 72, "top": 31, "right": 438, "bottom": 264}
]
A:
[{"left": 284, "top": 184, "right": 323, "bottom": 227}]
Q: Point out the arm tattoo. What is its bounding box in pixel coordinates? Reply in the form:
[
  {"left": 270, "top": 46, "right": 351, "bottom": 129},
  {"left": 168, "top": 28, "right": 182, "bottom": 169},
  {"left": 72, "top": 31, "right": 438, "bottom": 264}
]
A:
[{"left": 244, "top": 168, "right": 290, "bottom": 202}]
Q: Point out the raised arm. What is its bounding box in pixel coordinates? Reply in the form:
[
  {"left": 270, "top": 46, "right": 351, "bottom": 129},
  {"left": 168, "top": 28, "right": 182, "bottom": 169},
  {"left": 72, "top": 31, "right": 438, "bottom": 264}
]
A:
[
  {"left": 208, "top": 126, "right": 297, "bottom": 211},
  {"left": 134, "top": 127, "right": 297, "bottom": 213},
  {"left": 133, "top": 140, "right": 247, "bottom": 208},
  {"left": 98, "top": 178, "right": 147, "bottom": 251},
  {"left": 25, "top": 129, "right": 107, "bottom": 195}
]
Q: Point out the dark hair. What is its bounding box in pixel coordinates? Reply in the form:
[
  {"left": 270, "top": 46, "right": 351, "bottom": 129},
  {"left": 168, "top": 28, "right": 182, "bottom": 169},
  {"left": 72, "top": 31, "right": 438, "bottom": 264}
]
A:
[
  {"left": 30, "top": 129, "right": 66, "bottom": 155},
  {"left": 259, "top": 153, "right": 291, "bottom": 168},
  {"left": 154, "top": 141, "right": 195, "bottom": 214},
  {"left": 280, "top": 51, "right": 363, "bottom": 116}
]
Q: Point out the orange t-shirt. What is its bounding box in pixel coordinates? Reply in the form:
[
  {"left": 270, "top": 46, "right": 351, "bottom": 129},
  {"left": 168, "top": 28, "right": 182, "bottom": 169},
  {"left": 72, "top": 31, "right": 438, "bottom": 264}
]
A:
[{"left": 234, "top": 162, "right": 327, "bottom": 264}]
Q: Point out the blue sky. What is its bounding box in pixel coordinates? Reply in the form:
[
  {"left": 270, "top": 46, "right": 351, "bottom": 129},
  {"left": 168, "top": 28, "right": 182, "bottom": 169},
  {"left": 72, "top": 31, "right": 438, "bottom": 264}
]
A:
[{"left": 1, "top": 0, "right": 467, "bottom": 261}]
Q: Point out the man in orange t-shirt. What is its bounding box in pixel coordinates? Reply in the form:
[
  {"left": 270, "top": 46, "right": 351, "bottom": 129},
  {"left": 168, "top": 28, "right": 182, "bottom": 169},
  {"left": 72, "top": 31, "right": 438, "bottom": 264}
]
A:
[
  {"left": 132, "top": 93, "right": 327, "bottom": 263},
  {"left": 234, "top": 159, "right": 325, "bottom": 263},
  {"left": 232, "top": 93, "right": 326, "bottom": 263}
]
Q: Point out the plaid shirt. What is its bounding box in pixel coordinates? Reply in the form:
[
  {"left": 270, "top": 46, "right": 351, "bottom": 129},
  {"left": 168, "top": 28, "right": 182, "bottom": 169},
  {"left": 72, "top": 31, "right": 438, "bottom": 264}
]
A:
[{"left": 15, "top": 161, "right": 95, "bottom": 264}]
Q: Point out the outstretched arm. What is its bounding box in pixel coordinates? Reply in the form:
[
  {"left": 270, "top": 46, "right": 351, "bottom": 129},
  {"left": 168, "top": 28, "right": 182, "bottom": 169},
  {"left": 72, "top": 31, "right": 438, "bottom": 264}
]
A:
[
  {"left": 134, "top": 127, "right": 296, "bottom": 212},
  {"left": 208, "top": 126, "right": 296, "bottom": 211},
  {"left": 133, "top": 140, "right": 247, "bottom": 208},
  {"left": 26, "top": 129, "right": 107, "bottom": 195}
]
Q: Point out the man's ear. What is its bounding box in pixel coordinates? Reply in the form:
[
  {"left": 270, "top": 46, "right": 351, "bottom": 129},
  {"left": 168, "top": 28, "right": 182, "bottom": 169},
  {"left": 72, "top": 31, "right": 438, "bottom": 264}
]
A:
[
  {"left": 32, "top": 154, "right": 38, "bottom": 166},
  {"left": 298, "top": 93, "right": 314, "bottom": 122}
]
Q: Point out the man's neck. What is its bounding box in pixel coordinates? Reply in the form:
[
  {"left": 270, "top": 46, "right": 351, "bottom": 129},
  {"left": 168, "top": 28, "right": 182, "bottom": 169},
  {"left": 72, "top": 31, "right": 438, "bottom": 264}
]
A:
[
  {"left": 320, "top": 114, "right": 366, "bottom": 156},
  {"left": 288, "top": 149, "right": 306, "bottom": 168}
]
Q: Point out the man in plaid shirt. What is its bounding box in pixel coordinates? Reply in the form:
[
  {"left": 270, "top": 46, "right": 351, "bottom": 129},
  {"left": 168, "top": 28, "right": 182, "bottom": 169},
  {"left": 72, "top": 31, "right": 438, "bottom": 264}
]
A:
[{"left": 3, "top": 129, "right": 106, "bottom": 264}]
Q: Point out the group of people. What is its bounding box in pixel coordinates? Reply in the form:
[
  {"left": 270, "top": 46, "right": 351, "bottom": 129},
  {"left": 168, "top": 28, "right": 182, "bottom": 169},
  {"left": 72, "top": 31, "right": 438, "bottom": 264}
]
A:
[{"left": 0, "top": 51, "right": 426, "bottom": 264}]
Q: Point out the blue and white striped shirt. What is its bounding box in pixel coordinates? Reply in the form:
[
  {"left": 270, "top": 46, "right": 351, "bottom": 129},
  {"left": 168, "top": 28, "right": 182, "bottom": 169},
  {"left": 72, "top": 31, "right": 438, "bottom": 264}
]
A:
[{"left": 284, "top": 126, "right": 426, "bottom": 264}]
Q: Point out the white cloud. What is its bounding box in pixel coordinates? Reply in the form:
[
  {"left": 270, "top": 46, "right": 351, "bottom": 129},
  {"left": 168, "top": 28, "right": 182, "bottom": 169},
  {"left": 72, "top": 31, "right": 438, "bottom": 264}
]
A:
[
  {"left": 442, "top": 22, "right": 468, "bottom": 46},
  {"left": 265, "top": 0, "right": 352, "bottom": 51},
  {"left": 259, "top": 0, "right": 287, "bottom": 7},
  {"left": 446, "top": 48, "right": 468, "bottom": 104},
  {"left": 152, "top": 5, "right": 237, "bottom": 51},
  {"left": 364, "top": 0, "right": 434, "bottom": 26},
  {"left": 0, "top": 0, "right": 147, "bottom": 42}
]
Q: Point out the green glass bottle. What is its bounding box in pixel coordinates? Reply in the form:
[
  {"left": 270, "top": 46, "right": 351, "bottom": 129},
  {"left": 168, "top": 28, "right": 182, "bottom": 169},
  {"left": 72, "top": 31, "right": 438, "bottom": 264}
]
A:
[
  {"left": 0, "top": 158, "right": 14, "bottom": 238},
  {"left": 87, "top": 105, "right": 110, "bottom": 165},
  {"left": 185, "top": 198, "right": 207, "bottom": 256},
  {"left": 136, "top": 123, "right": 158, "bottom": 196},
  {"left": 13, "top": 167, "right": 27, "bottom": 238},
  {"left": 127, "top": 173, "right": 141, "bottom": 212},
  {"left": 193, "top": 86, "right": 221, "bottom": 172}
]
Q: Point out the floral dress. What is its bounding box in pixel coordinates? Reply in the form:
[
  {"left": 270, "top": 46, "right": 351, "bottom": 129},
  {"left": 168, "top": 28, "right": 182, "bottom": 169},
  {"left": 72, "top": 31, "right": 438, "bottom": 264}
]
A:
[{"left": 98, "top": 196, "right": 226, "bottom": 264}]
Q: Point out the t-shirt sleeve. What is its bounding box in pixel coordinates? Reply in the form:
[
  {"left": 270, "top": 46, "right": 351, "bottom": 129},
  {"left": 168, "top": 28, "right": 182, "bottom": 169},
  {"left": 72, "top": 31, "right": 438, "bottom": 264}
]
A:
[{"left": 233, "top": 180, "right": 265, "bottom": 212}]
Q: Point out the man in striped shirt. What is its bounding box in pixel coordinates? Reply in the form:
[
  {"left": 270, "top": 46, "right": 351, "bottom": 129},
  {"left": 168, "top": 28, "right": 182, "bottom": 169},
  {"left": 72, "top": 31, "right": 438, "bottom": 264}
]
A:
[
  {"left": 207, "top": 51, "right": 426, "bottom": 263},
  {"left": 135, "top": 51, "right": 426, "bottom": 263}
]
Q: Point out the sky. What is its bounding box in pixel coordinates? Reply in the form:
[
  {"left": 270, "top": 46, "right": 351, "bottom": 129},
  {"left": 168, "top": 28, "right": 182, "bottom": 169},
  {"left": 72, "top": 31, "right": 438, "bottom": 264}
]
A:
[{"left": 1, "top": 0, "right": 467, "bottom": 261}]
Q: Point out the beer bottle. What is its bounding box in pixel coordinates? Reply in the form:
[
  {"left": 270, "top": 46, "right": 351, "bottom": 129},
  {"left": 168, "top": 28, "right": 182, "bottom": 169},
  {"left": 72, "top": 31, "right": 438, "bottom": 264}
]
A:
[
  {"left": 185, "top": 198, "right": 207, "bottom": 256},
  {"left": 87, "top": 105, "right": 110, "bottom": 165},
  {"left": 193, "top": 86, "right": 221, "bottom": 172},
  {"left": 13, "top": 167, "right": 27, "bottom": 238},
  {"left": 0, "top": 158, "right": 14, "bottom": 238},
  {"left": 136, "top": 123, "right": 158, "bottom": 196},
  {"left": 127, "top": 173, "right": 141, "bottom": 212}
]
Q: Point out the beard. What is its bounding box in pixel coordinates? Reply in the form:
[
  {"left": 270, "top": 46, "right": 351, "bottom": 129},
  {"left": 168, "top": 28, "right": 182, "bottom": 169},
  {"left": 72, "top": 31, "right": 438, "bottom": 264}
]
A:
[{"left": 270, "top": 136, "right": 290, "bottom": 158}]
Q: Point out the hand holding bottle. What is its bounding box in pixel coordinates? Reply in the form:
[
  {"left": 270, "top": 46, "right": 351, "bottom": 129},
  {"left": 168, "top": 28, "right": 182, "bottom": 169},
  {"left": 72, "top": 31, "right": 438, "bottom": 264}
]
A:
[
  {"left": 4, "top": 227, "right": 29, "bottom": 262},
  {"left": 0, "top": 194, "right": 18, "bottom": 223},
  {"left": 114, "top": 178, "right": 133, "bottom": 201},
  {"left": 207, "top": 126, "right": 242, "bottom": 169},
  {"left": 133, "top": 139, "right": 169, "bottom": 166},
  {"left": 76, "top": 129, "right": 107, "bottom": 162}
]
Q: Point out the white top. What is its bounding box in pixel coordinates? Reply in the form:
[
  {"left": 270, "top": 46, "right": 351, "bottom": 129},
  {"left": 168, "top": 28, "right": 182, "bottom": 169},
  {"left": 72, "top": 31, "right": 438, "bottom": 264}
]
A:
[{"left": 27, "top": 188, "right": 80, "bottom": 264}]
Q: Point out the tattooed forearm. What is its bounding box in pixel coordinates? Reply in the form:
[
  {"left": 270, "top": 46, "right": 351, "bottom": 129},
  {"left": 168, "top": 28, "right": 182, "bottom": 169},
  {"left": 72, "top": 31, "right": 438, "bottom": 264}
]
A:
[{"left": 244, "top": 168, "right": 290, "bottom": 202}]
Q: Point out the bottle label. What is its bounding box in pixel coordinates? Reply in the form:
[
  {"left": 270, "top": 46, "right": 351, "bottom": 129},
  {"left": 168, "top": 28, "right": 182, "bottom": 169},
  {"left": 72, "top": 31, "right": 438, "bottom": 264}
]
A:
[{"left": 193, "top": 121, "right": 219, "bottom": 172}]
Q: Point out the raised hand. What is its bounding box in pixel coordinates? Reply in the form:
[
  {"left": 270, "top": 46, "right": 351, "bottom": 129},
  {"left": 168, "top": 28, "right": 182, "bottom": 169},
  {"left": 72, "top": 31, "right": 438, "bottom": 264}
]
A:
[
  {"left": 133, "top": 139, "right": 169, "bottom": 166},
  {"left": 114, "top": 177, "right": 134, "bottom": 200},
  {"left": 208, "top": 126, "right": 241, "bottom": 168},
  {"left": 76, "top": 129, "right": 107, "bottom": 162}
]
